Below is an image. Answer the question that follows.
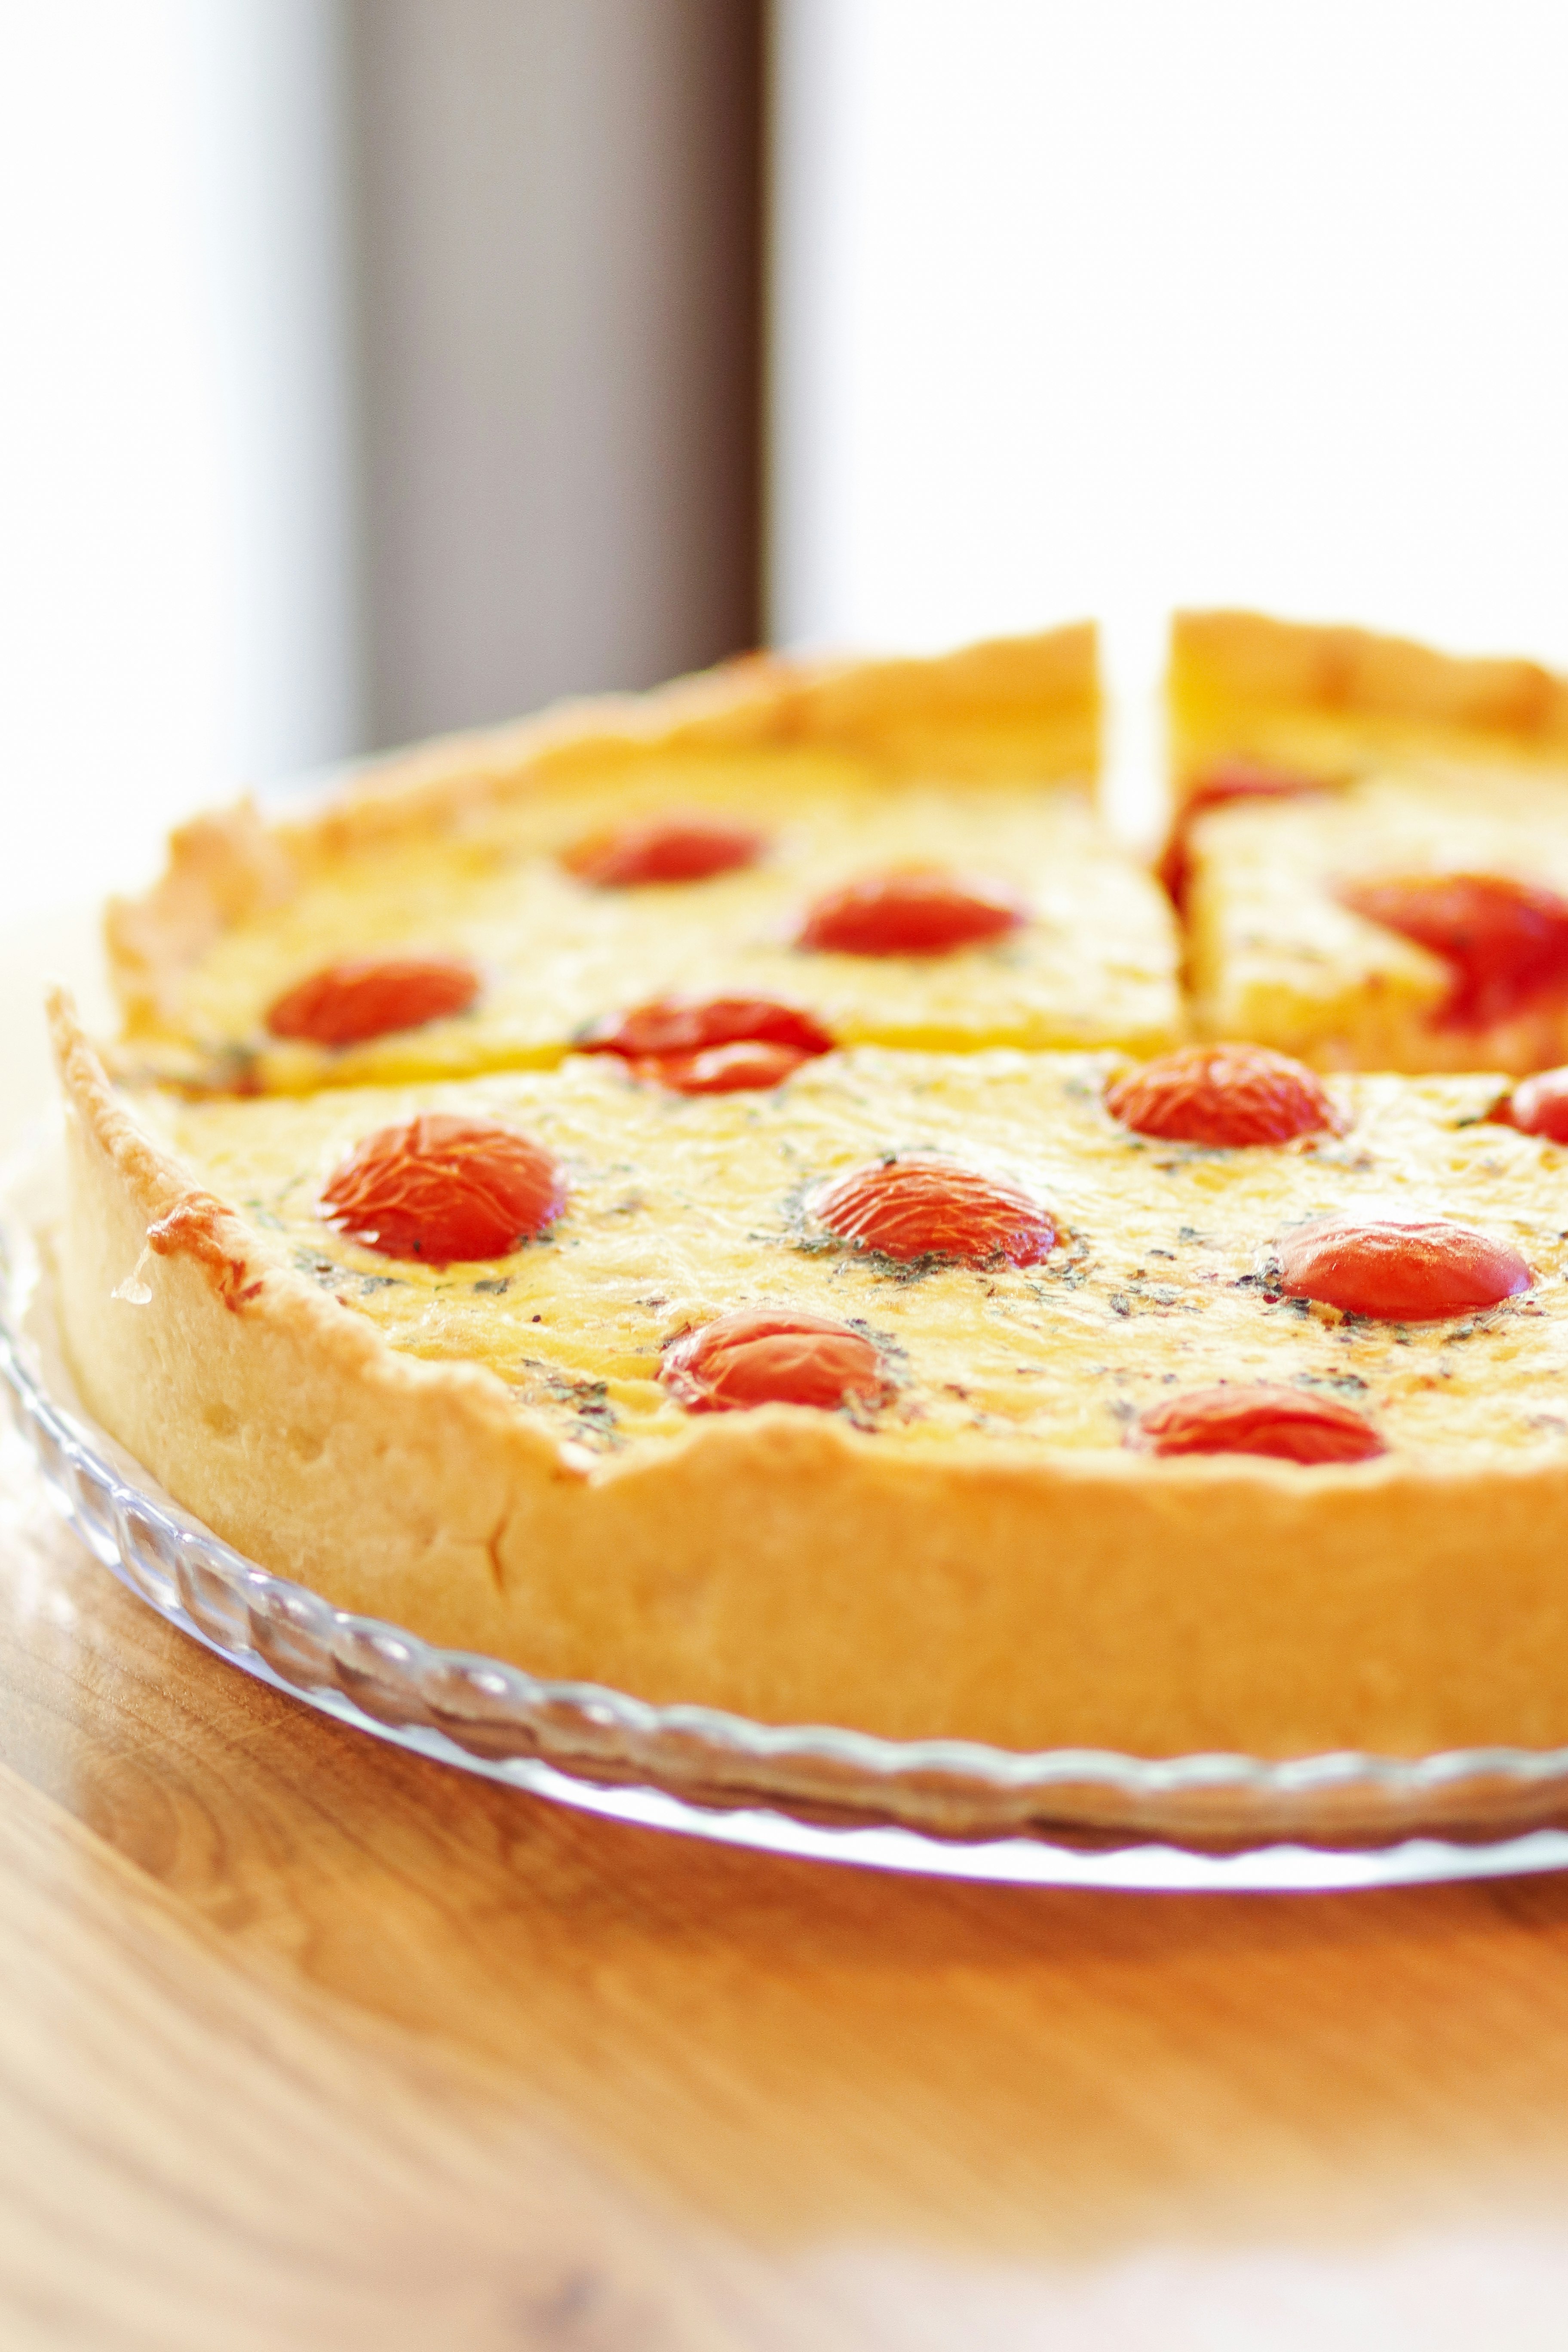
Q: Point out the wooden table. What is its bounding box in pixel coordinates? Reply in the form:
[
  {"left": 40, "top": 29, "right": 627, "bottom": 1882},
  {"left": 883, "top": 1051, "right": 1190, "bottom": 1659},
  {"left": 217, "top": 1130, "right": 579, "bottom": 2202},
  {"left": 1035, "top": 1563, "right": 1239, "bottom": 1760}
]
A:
[{"left": 8, "top": 931, "right": 1568, "bottom": 2349}]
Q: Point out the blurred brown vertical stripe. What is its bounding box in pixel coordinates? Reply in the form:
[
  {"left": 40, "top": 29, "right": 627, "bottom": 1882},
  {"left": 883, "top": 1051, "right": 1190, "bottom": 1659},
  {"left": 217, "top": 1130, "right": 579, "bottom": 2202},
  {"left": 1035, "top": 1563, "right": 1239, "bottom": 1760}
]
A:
[{"left": 344, "top": 0, "right": 763, "bottom": 749}]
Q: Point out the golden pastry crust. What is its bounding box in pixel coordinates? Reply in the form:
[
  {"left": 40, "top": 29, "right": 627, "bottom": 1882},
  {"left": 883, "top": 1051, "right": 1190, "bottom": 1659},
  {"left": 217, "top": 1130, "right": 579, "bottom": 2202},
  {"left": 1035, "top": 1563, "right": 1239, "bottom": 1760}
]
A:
[
  {"left": 108, "top": 625, "right": 1102, "bottom": 1050},
  {"left": 51, "top": 989, "right": 1568, "bottom": 1761},
  {"left": 1170, "top": 608, "right": 1568, "bottom": 803}
]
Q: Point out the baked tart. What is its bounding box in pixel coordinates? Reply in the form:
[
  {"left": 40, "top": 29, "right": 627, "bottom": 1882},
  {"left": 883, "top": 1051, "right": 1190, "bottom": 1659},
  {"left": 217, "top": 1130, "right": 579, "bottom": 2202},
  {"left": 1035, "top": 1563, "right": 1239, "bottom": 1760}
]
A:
[
  {"left": 1167, "top": 611, "right": 1568, "bottom": 1072},
  {"left": 51, "top": 990, "right": 1568, "bottom": 1759},
  {"left": 109, "top": 623, "right": 1183, "bottom": 1093},
  {"left": 48, "top": 614, "right": 1568, "bottom": 1765}
]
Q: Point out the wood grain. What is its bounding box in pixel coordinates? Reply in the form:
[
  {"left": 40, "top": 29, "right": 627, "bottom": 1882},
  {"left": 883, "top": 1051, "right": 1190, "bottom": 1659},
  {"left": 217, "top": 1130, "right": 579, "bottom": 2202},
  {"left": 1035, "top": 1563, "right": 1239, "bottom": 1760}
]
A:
[
  {"left": 10, "top": 1416, "right": 1568, "bottom": 2350},
  {"left": 10, "top": 938, "right": 1568, "bottom": 2346}
]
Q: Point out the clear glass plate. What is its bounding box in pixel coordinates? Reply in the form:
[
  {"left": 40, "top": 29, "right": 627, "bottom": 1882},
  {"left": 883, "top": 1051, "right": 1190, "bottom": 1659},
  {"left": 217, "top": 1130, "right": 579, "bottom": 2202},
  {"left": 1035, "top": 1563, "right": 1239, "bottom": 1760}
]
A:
[{"left": 8, "top": 1132, "right": 1568, "bottom": 1893}]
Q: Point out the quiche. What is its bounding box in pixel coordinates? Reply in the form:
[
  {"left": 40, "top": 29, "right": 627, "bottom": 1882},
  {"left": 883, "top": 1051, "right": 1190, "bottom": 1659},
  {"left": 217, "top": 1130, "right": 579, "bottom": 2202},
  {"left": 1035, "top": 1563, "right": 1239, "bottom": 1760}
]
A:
[
  {"left": 108, "top": 623, "right": 1183, "bottom": 1092},
  {"left": 1167, "top": 611, "right": 1568, "bottom": 1072},
  {"left": 47, "top": 612, "right": 1568, "bottom": 1769},
  {"left": 50, "top": 992, "right": 1568, "bottom": 1759}
]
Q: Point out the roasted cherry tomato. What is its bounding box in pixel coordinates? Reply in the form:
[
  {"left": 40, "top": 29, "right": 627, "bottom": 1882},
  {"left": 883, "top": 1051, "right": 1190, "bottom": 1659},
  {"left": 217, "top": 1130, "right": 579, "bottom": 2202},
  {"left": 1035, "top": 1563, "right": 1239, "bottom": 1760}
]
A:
[
  {"left": 1106, "top": 1042, "right": 1341, "bottom": 1148},
  {"left": 560, "top": 814, "right": 764, "bottom": 887},
  {"left": 796, "top": 872, "right": 1025, "bottom": 957},
  {"left": 1495, "top": 1065, "right": 1568, "bottom": 1144},
  {"left": 1273, "top": 1213, "right": 1531, "bottom": 1321},
  {"left": 322, "top": 1114, "right": 566, "bottom": 1265},
  {"left": 579, "top": 997, "right": 834, "bottom": 1094},
  {"left": 661, "top": 1306, "right": 890, "bottom": 1414},
  {"left": 265, "top": 955, "right": 480, "bottom": 1048},
  {"left": 579, "top": 996, "right": 833, "bottom": 1062},
  {"left": 1336, "top": 872, "right": 1568, "bottom": 1028},
  {"left": 1157, "top": 761, "right": 1326, "bottom": 911},
  {"left": 1134, "top": 1385, "right": 1386, "bottom": 1465},
  {"left": 634, "top": 1040, "right": 816, "bottom": 1093},
  {"left": 812, "top": 1157, "right": 1056, "bottom": 1266}
]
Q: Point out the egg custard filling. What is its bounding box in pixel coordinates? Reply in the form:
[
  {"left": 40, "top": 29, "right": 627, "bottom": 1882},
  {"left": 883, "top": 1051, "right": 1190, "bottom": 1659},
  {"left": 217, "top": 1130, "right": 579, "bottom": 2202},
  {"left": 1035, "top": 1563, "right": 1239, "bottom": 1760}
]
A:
[
  {"left": 1166, "top": 609, "right": 1568, "bottom": 1075},
  {"left": 131, "top": 1044, "right": 1568, "bottom": 1469},
  {"left": 115, "top": 753, "right": 1179, "bottom": 1093},
  {"left": 1184, "top": 768, "right": 1568, "bottom": 1072}
]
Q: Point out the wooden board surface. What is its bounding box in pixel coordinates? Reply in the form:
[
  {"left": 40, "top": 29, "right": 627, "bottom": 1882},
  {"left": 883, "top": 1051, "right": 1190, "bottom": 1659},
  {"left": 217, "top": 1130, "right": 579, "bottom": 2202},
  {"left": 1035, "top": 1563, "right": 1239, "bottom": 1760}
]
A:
[{"left": 9, "top": 930, "right": 1568, "bottom": 2348}]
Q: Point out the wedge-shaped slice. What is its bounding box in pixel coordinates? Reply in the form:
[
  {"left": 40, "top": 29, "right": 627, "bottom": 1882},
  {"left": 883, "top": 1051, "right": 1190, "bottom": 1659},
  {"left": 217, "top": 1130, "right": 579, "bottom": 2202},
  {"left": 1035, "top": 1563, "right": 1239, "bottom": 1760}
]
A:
[
  {"left": 1168, "top": 611, "right": 1568, "bottom": 1070},
  {"left": 53, "top": 993, "right": 1568, "bottom": 1758},
  {"left": 109, "top": 624, "right": 1179, "bottom": 1090},
  {"left": 1169, "top": 608, "right": 1568, "bottom": 807},
  {"left": 1185, "top": 768, "right": 1568, "bottom": 1069}
]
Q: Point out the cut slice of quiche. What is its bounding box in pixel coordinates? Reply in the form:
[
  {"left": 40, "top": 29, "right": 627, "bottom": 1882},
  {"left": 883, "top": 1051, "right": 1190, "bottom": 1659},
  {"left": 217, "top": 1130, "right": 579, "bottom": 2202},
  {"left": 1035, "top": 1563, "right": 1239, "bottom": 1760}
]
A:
[
  {"left": 54, "top": 992, "right": 1568, "bottom": 1758},
  {"left": 109, "top": 624, "right": 1183, "bottom": 1093},
  {"left": 1167, "top": 611, "right": 1568, "bottom": 1071},
  {"left": 1169, "top": 608, "right": 1568, "bottom": 808}
]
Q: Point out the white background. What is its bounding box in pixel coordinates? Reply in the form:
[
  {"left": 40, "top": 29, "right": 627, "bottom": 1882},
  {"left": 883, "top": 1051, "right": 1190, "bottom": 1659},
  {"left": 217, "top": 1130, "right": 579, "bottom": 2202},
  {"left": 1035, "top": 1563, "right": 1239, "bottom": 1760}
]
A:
[
  {"left": 772, "top": 0, "right": 1568, "bottom": 819},
  {"left": 0, "top": 0, "right": 356, "bottom": 929},
  {"left": 5, "top": 2, "right": 1568, "bottom": 923}
]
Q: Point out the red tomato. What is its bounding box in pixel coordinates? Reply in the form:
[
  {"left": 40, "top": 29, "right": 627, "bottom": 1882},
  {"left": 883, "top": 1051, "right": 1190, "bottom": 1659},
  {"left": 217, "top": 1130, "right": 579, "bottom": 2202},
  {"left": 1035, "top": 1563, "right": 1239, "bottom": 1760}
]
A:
[
  {"left": 1157, "top": 762, "right": 1326, "bottom": 910},
  {"left": 1106, "top": 1042, "right": 1341, "bottom": 1147},
  {"left": 322, "top": 1114, "right": 566, "bottom": 1265},
  {"left": 1273, "top": 1213, "right": 1531, "bottom": 1320},
  {"left": 813, "top": 1157, "right": 1056, "bottom": 1266},
  {"left": 1134, "top": 1385, "right": 1386, "bottom": 1465},
  {"left": 661, "top": 1306, "right": 890, "bottom": 1414},
  {"left": 265, "top": 955, "right": 480, "bottom": 1048},
  {"left": 578, "top": 996, "right": 833, "bottom": 1062},
  {"left": 579, "top": 996, "right": 833, "bottom": 1093},
  {"left": 1496, "top": 1066, "right": 1568, "bottom": 1143},
  {"left": 1336, "top": 872, "right": 1568, "bottom": 1028},
  {"left": 634, "top": 1041, "right": 816, "bottom": 1093},
  {"left": 796, "top": 872, "right": 1025, "bottom": 956},
  {"left": 560, "top": 814, "right": 764, "bottom": 887}
]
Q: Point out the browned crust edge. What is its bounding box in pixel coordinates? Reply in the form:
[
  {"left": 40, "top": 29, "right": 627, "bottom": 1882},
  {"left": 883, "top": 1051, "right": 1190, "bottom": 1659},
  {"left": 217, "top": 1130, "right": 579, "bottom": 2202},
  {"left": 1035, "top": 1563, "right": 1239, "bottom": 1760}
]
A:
[
  {"left": 107, "top": 623, "right": 1100, "bottom": 1035},
  {"left": 1169, "top": 608, "right": 1568, "bottom": 808},
  {"left": 48, "top": 986, "right": 1568, "bottom": 1758}
]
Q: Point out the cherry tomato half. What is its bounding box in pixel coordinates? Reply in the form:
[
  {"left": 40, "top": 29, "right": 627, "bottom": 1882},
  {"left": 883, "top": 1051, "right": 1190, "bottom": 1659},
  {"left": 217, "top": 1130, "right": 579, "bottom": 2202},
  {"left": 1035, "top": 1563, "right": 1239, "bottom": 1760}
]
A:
[
  {"left": 1106, "top": 1043, "right": 1341, "bottom": 1148},
  {"left": 813, "top": 1157, "right": 1055, "bottom": 1266},
  {"left": 1133, "top": 1384, "right": 1386, "bottom": 1465},
  {"left": 560, "top": 814, "right": 764, "bottom": 887},
  {"left": 633, "top": 1041, "right": 816, "bottom": 1093},
  {"left": 322, "top": 1114, "right": 566, "bottom": 1265},
  {"left": 579, "top": 996, "right": 833, "bottom": 1062},
  {"left": 1337, "top": 872, "right": 1568, "bottom": 1028},
  {"left": 579, "top": 997, "right": 834, "bottom": 1094},
  {"left": 1273, "top": 1213, "right": 1531, "bottom": 1321},
  {"left": 797, "top": 872, "right": 1025, "bottom": 957},
  {"left": 1495, "top": 1065, "right": 1568, "bottom": 1143},
  {"left": 266, "top": 955, "right": 480, "bottom": 1048},
  {"left": 660, "top": 1306, "right": 890, "bottom": 1413}
]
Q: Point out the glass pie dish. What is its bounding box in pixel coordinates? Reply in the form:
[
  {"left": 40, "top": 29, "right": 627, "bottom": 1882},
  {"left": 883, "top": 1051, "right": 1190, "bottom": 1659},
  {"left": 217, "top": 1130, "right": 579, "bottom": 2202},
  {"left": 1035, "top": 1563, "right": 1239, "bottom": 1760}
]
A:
[{"left": 7, "top": 1128, "right": 1568, "bottom": 1893}]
